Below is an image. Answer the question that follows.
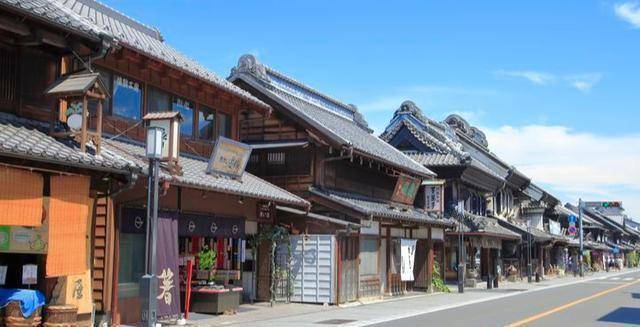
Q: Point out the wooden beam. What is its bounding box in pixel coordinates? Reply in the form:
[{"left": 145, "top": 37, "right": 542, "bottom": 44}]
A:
[{"left": 0, "top": 14, "right": 29, "bottom": 36}]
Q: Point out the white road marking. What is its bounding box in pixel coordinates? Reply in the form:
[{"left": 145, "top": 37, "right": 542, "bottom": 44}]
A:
[
  {"left": 623, "top": 277, "right": 633, "bottom": 281},
  {"left": 610, "top": 277, "right": 621, "bottom": 280}
]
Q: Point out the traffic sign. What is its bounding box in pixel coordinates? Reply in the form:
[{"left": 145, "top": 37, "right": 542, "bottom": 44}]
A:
[
  {"left": 568, "top": 215, "right": 577, "bottom": 224},
  {"left": 568, "top": 225, "right": 577, "bottom": 236}
]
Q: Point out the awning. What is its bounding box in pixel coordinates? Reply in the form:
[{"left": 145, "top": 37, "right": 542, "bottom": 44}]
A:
[
  {"left": 276, "top": 205, "right": 361, "bottom": 228},
  {"left": 447, "top": 212, "right": 521, "bottom": 240},
  {"left": 103, "top": 137, "right": 309, "bottom": 208},
  {"left": 497, "top": 218, "right": 554, "bottom": 243},
  {"left": 308, "top": 187, "right": 453, "bottom": 227}
]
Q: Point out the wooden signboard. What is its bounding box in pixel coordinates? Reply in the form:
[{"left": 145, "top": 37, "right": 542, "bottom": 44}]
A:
[
  {"left": 256, "top": 202, "right": 274, "bottom": 224},
  {"left": 391, "top": 174, "right": 421, "bottom": 205},
  {"left": 206, "top": 137, "right": 252, "bottom": 178}
]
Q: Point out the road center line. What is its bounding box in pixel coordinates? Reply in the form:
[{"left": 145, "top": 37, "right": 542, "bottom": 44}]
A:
[{"left": 505, "top": 278, "right": 640, "bottom": 327}]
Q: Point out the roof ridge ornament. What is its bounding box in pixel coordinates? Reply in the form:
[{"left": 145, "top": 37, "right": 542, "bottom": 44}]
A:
[
  {"left": 233, "top": 54, "right": 270, "bottom": 83},
  {"left": 444, "top": 114, "right": 489, "bottom": 148}
]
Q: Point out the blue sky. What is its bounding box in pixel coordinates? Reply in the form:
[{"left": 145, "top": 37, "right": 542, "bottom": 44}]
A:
[{"left": 103, "top": 0, "right": 640, "bottom": 218}]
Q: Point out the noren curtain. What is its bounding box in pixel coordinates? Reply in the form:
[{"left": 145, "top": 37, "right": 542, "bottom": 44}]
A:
[
  {"left": 47, "top": 175, "right": 91, "bottom": 277},
  {"left": 0, "top": 166, "right": 43, "bottom": 227}
]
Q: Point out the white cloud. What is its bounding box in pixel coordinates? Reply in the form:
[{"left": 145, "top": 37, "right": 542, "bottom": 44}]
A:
[
  {"left": 566, "top": 74, "right": 602, "bottom": 93},
  {"left": 614, "top": 2, "right": 640, "bottom": 28},
  {"left": 494, "top": 70, "right": 556, "bottom": 85},
  {"left": 494, "top": 70, "right": 602, "bottom": 93},
  {"left": 483, "top": 125, "right": 640, "bottom": 217}
]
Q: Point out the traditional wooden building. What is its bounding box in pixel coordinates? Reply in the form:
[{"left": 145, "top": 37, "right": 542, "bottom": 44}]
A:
[
  {"left": 228, "top": 55, "right": 453, "bottom": 303},
  {"left": 0, "top": 0, "right": 309, "bottom": 325},
  {"left": 381, "top": 101, "right": 524, "bottom": 284}
]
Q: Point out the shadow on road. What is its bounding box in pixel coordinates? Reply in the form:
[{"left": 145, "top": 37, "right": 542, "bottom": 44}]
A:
[{"left": 598, "top": 307, "right": 640, "bottom": 325}]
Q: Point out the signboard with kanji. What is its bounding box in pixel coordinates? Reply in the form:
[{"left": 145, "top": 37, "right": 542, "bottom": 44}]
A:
[
  {"left": 207, "top": 137, "right": 252, "bottom": 179},
  {"left": 391, "top": 174, "right": 421, "bottom": 205}
]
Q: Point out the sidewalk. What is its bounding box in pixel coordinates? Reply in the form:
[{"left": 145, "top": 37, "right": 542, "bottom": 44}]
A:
[{"left": 176, "top": 268, "right": 640, "bottom": 327}]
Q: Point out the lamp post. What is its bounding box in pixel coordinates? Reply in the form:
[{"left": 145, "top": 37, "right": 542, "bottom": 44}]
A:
[
  {"left": 141, "top": 126, "right": 163, "bottom": 327},
  {"left": 527, "top": 220, "right": 532, "bottom": 283},
  {"left": 457, "top": 203, "right": 465, "bottom": 293},
  {"left": 578, "top": 198, "right": 584, "bottom": 277}
]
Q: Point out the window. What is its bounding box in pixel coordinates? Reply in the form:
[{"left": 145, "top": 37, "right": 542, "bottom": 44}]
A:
[
  {"left": 20, "top": 48, "right": 58, "bottom": 110},
  {"left": 217, "top": 112, "right": 232, "bottom": 138},
  {"left": 112, "top": 75, "right": 141, "bottom": 120},
  {"left": 147, "top": 86, "right": 171, "bottom": 113},
  {"left": 359, "top": 237, "right": 379, "bottom": 277},
  {"left": 198, "top": 106, "right": 216, "bottom": 141},
  {"left": 88, "top": 68, "right": 111, "bottom": 115},
  {"left": 267, "top": 152, "right": 286, "bottom": 165},
  {"left": 117, "top": 232, "right": 145, "bottom": 298},
  {"left": 172, "top": 97, "right": 194, "bottom": 136}
]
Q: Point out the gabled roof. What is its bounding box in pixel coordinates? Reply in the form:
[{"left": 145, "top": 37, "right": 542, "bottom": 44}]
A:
[
  {"left": 309, "top": 187, "right": 453, "bottom": 227},
  {"left": 45, "top": 72, "right": 108, "bottom": 97},
  {"left": 0, "top": 112, "right": 135, "bottom": 174},
  {"left": 103, "top": 137, "right": 310, "bottom": 208},
  {"left": 381, "top": 101, "right": 504, "bottom": 182},
  {"left": 229, "top": 55, "right": 434, "bottom": 177},
  {"left": 0, "top": 0, "right": 270, "bottom": 111}
]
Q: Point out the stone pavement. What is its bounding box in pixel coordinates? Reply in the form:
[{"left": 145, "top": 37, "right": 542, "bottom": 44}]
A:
[{"left": 173, "top": 268, "right": 640, "bottom": 327}]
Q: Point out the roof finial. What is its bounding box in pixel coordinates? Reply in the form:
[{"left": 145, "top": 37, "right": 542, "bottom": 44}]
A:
[{"left": 232, "top": 54, "right": 269, "bottom": 82}]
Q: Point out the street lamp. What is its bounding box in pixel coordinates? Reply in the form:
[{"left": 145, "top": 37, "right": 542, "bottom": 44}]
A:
[
  {"left": 141, "top": 126, "right": 162, "bottom": 327},
  {"left": 140, "top": 111, "right": 181, "bottom": 327}
]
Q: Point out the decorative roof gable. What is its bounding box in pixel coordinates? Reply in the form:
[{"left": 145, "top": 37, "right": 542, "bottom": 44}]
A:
[{"left": 230, "top": 55, "right": 434, "bottom": 177}]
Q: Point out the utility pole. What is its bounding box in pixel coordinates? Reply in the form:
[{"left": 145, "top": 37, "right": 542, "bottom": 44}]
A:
[
  {"left": 527, "top": 220, "right": 532, "bottom": 283},
  {"left": 457, "top": 202, "right": 465, "bottom": 293},
  {"left": 578, "top": 198, "right": 584, "bottom": 277}
]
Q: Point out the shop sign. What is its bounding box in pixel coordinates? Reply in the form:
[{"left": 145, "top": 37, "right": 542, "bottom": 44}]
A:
[
  {"left": 549, "top": 220, "right": 562, "bottom": 236},
  {"left": 50, "top": 270, "right": 93, "bottom": 314},
  {"left": 206, "top": 137, "right": 252, "bottom": 178},
  {"left": 400, "top": 239, "right": 417, "bottom": 281},
  {"left": 178, "top": 213, "right": 245, "bottom": 238},
  {"left": 391, "top": 174, "right": 421, "bottom": 205},
  {"left": 256, "top": 202, "right": 274, "bottom": 224},
  {"left": 0, "top": 221, "right": 49, "bottom": 254},
  {"left": 22, "top": 264, "right": 37, "bottom": 285}
]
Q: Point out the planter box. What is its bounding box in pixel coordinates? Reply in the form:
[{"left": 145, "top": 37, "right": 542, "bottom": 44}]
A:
[{"left": 184, "top": 288, "right": 242, "bottom": 314}]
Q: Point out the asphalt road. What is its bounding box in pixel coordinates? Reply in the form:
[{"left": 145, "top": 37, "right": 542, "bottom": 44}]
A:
[{"left": 370, "top": 270, "right": 640, "bottom": 327}]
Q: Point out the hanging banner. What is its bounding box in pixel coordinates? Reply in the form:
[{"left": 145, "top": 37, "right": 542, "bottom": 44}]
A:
[
  {"left": 400, "top": 239, "right": 417, "bottom": 281},
  {"left": 178, "top": 213, "right": 245, "bottom": 238},
  {"left": 156, "top": 212, "right": 180, "bottom": 318}
]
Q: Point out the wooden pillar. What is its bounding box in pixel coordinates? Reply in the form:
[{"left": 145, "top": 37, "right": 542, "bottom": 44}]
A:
[
  {"left": 426, "top": 226, "right": 434, "bottom": 293},
  {"left": 96, "top": 98, "right": 103, "bottom": 154},
  {"left": 385, "top": 226, "right": 391, "bottom": 295},
  {"left": 81, "top": 95, "right": 88, "bottom": 152}
]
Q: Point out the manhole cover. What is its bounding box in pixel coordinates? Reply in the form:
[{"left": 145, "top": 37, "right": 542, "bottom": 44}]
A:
[{"left": 315, "top": 319, "right": 357, "bottom": 325}]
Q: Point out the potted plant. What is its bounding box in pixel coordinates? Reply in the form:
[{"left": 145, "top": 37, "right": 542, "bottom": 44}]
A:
[{"left": 197, "top": 246, "right": 217, "bottom": 283}]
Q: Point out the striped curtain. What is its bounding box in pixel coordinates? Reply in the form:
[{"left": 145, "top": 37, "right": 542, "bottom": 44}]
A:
[
  {"left": 47, "top": 175, "right": 91, "bottom": 277},
  {"left": 0, "top": 166, "right": 43, "bottom": 227}
]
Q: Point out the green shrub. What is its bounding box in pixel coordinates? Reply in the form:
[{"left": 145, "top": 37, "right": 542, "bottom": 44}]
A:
[{"left": 432, "top": 261, "right": 450, "bottom": 293}]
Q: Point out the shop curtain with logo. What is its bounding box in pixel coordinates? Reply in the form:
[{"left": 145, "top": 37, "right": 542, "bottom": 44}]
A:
[
  {"left": 47, "top": 175, "right": 91, "bottom": 277},
  {"left": 156, "top": 212, "right": 180, "bottom": 318},
  {"left": 0, "top": 166, "right": 43, "bottom": 227}
]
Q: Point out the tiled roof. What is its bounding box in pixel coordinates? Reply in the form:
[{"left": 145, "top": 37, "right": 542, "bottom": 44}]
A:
[
  {"left": 447, "top": 211, "right": 521, "bottom": 239},
  {"left": 229, "top": 55, "right": 434, "bottom": 178},
  {"left": 45, "top": 72, "right": 103, "bottom": 96},
  {"left": 0, "top": 0, "right": 270, "bottom": 111},
  {"left": 407, "top": 153, "right": 462, "bottom": 166},
  {"left": 0, "top": 112, "right": 135, "bottom": 173},
  {"left": 103, "top": 137, "right": 309, "bottom": 208},
  {"left": 309, "top": 187, "right": 454, "bottom": 227},
  {"left": 381, "top": 104, "right": 505, "bottom": 181},
  {"left": 496, "top": 217, "right": 554, "bottom": 242},
  {"left": 0, "top": 0, "right": 104, "bottom": 39}
]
